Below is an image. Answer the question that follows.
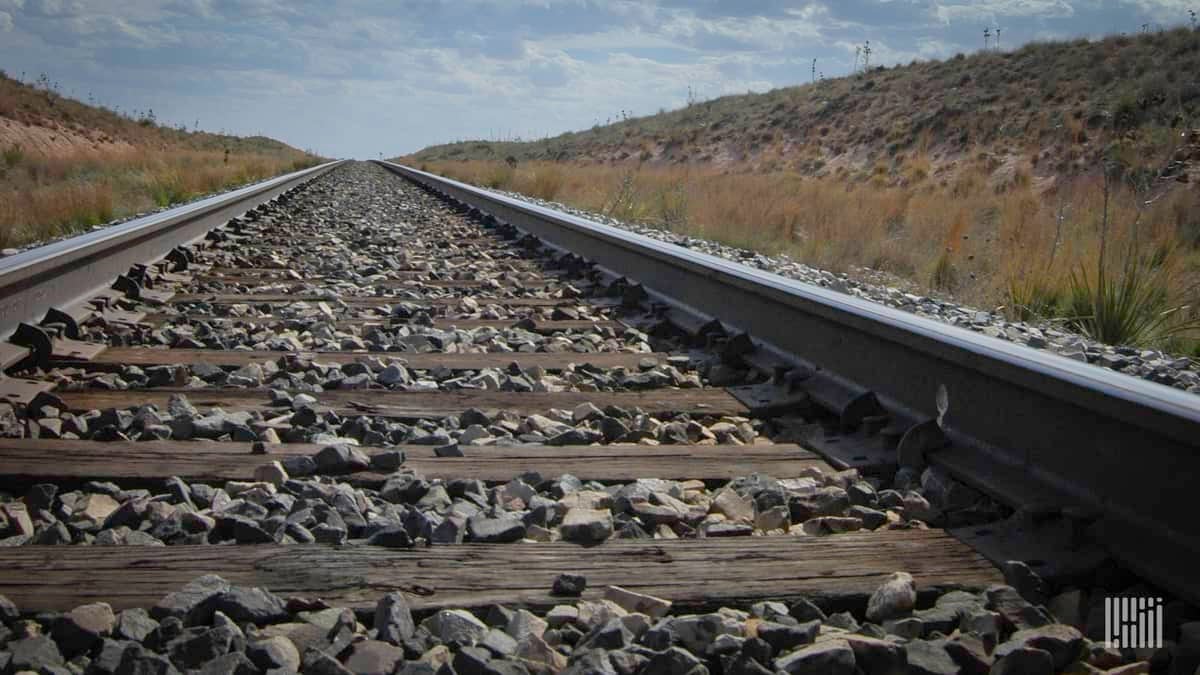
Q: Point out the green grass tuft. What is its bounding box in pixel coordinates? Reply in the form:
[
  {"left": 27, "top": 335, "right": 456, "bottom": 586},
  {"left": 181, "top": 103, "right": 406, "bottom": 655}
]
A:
[{"left": 1066, "top": 251, "right": 1198, "bottom": 347}]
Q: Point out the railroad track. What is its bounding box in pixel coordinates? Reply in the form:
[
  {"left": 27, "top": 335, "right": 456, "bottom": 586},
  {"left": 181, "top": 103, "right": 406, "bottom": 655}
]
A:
[{"left": 0, "top": 160, "right": 1191, "bottom": 674}]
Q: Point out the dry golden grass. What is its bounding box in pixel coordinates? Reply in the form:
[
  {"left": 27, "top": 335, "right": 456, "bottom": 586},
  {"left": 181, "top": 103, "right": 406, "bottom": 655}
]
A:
[
  {"left": 425, "top": 159, "right": 1200, "bottom": 351},
  {"left": 0, "top": 146, "right": 319, "bottom": 248},
  {"left": 0, "top": 71, "right": 321, "bottom": 248}
]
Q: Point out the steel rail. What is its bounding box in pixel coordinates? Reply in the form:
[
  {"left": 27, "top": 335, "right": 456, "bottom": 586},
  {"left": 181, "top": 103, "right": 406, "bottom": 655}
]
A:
[
  {"left": 378, "top": 160, "right": 1200, "bottom": 603},
  {"left": 0, "top": 160, "right": 345, "bottom": 340}
]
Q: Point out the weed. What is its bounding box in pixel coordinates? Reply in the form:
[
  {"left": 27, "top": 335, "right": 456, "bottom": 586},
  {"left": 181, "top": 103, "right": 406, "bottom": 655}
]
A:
[
  {"left": 1066, "top": 252, "right": 1196, "bottom": 346},
  {"left": 1004, "top": 276, "right": 1063, "bottom": 321},
  {"left": 654, "top": 181, "right": 689, "bottom": 229},
  {"left": 929, "top": 249, "right": 957, "bottom": 291},
  {"left": 2, "top": 145, "right": 22, "bottom": 167},
  {"left": 150, "top": 174, "right": 189, "bottom": 207}
]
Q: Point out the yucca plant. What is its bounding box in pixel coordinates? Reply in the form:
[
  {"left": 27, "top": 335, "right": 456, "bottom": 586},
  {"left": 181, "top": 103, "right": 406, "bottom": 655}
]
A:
[
  {"left": 1065, "top": 146, "right": 1200, "bottom": 347},
  {"left": 1066, "top": 248, "right": 1197, "bottom": 347},
  {"left": 1005, "top": 276, "right": 1063, "bottom": 322}
]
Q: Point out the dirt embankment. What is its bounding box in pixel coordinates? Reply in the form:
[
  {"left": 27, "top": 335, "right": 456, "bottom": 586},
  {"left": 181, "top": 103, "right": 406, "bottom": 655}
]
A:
[{"left": 0, "top": 117, "right": 136, "bottom": 159}]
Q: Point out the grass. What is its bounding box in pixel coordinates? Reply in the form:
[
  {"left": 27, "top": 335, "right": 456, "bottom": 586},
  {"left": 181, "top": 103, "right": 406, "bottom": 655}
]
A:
[
  {"left": 0, "top": 71, "right": 322, "bottom": 248},
  {"left": 421, "top": 158, "right": 1200, "bottom": 353},
  {"left": 0, "top": 147, "right": 321, "bottom": 249}
]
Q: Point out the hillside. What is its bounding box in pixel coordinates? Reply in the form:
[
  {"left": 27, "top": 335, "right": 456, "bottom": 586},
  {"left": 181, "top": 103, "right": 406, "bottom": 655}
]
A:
[
  {"left": 412, "top": 28, "right": 1200, "bottom": 190},
  {"left": 0, "top": 72, "right": 322, "bottom": 249},
  {"left": 407, "top": 29, "right": 1200, "bottom": 353}
]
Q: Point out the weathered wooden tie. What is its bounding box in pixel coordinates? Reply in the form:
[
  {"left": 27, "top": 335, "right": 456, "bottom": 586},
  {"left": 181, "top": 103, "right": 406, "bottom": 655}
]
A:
[
  {"left": 55, "top": 347, "right": 672, "bottom": 373},
  {"left": 0, "top": 531, "right": 1003, "bottom": 613},
  {"left": 170, "top": 294, "right": 585, "bottom": 307},
  {"left": 58, "top": 387, "right": 749, "bottom": 418},
  {"left": 0, "top": 439, "right": 828, "bottom": 484},
  {"left": 138, "top": 315, "right": 628, "bottom": 334}
]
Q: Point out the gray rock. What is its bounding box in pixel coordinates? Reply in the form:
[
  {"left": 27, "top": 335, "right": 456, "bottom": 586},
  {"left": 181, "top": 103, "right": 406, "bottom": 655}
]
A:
[
  {"left": 943, "top": 634, "right": 992, "bottom": 674},
  {"left": 195, "top": 652, "right": 258, "bottom": 675},
  {"left": 849, "top": 505, "right": 888, "bottom": 530},
  {"left": 369, "top": 450, "right": 405, "bottom": 472},
  {"left": 1001, "top": 624, "right": 1084, "bottom": 670},
  {"left": 844, "top": 634, "right": 906, "bottom": 675},
  {"left": 422, "top": 609, "right": 488, "bottom": 646},
  {"left": 115, "top": 608, "right": 159, "bottom": 644},
  {"left": 280, "top": 455, "right": 317, "bottom": 477},
  {"left": 366, "top": 526, "right": 414, "bottom": 548},
  {"left": 913, "top": 604, "right": 965, "bottom": 636},
  {"left": 0, "top": 593, "right": 18, "bottom": 622},
  {"left": 552, "top": 574, "right": 587, "bottom": 597},
  {"left": 826, "top": 612, "right": 859, "bottom": 631},
  {"left": 374, "top": 592, "right": 415, "bottom": 644},
  {"left": 883, "top": 616, "right": 924, "bottom": 640},
  {"left": 219, "top": 515, "right": 274, "bottom": 544},
  {"left": 774, "top": 639, "right": 856, "bottom": 674},
  {"left": 560, "top": 508, "right": 613, "bottom": 543},
  {"left": 91, "top": 637, "right": 136, "bottom": 674},
  {"left": 453, "top": 644, "right": 500, "bottom": 675},
  {"left": 757, "top": 620, "right": 819, "bottom": 652},
  {"left": 481, "top": 628, "right": 519, "bottom": 658},
  {"left": 905, "top": 639, "right": 957, "bottom": 675},
  {"left": 198, "top": 587, "right": 288, "bottom": 625},
  {"left": 343, "top": 640, "right": 404, "bottom": 675},
  {"left": 246, "top": 636, "right": 300, "bottom": 672},
  {"left": 985, "top": 585, "right": 1052, "bottom": 631},
  {"left": 53, "top": 602, "right": 116, "bottom": 655},
  {"left": 8, "top": 635, "right": 65, "bottom": 672},
  {"left": 152, "top": 574, "right": 231, "bottom": 623},
  {"left": 989, "top": 646, "right": 1054, "bottom": 675},
  {"left": 301, "top": 647, "right": 354, "bottom": 675},
  {"left": 724, "top": 652, "right": 773, "bottom": 675},
  {"left": 314, "top": 444, "right": 371, "bottom": 474},
  {"left": 311, "top": 522, "right": 347, "bottom": 544},
  {"left": 25, "top": 483, "right": 58, "bottom": 512},
  {"left": 643, "top": 646, "right": 704, "bottom": 674},
  {"left": 866, "top": 571, "right": 916, "bottom": 622},
  {"left": 1000, "top": 560, "right": 1048, "bottom": 606},
  {"left": 467, "top": 515, "right": 526, "bottom": 543},
  {"left": 169, "top": 624, "right": 239, "bottom": 669},
  {"left": 116, "top": 643, "right": 181, "bottom": 674},
  {"left": 379, "top": 364, "right": 411, "bottom": 386}
]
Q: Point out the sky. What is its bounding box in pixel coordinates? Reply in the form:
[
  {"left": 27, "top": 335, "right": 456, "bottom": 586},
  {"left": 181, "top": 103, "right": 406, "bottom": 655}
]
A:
[{"left": 0, "top": 0, "right": 1194, "bottom": 158}]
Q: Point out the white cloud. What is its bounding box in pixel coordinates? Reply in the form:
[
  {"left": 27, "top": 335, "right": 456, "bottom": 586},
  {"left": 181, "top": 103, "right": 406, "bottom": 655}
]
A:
[
  {"left": 933, "top": 0, "right": 1076, "bottom": 24},
  {"left": 659, "top": 12, "right": 824, "bottom": 52},
  {"left": 1116, "top": 0, "right": 1196, "bottom": 22},
  {"left": 0, "top": 10, "right": 11, "bottom": 30}
]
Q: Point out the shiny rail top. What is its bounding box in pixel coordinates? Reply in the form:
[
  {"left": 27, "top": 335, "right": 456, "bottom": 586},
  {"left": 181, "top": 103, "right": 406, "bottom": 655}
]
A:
[{"left": 0, "top": 160, "right": 343, "bottom": 339}]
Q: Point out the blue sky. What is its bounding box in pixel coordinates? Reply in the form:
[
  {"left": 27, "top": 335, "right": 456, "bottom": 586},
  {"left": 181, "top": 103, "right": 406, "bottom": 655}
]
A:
[{"left": 0, "top": 1, "right": 1193, "bottom": 158}]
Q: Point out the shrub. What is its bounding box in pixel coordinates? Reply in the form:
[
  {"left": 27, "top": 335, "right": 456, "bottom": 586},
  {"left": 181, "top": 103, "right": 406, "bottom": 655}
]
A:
[
  {"left": 150, "top": 174, "right": 189, "bottom": 207},
  {"left": 2, "top": 145, "right": 22, "bottom": 167},
  {"left": 1066, "top": 252, "right": 1197, "bottom": 346}
]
